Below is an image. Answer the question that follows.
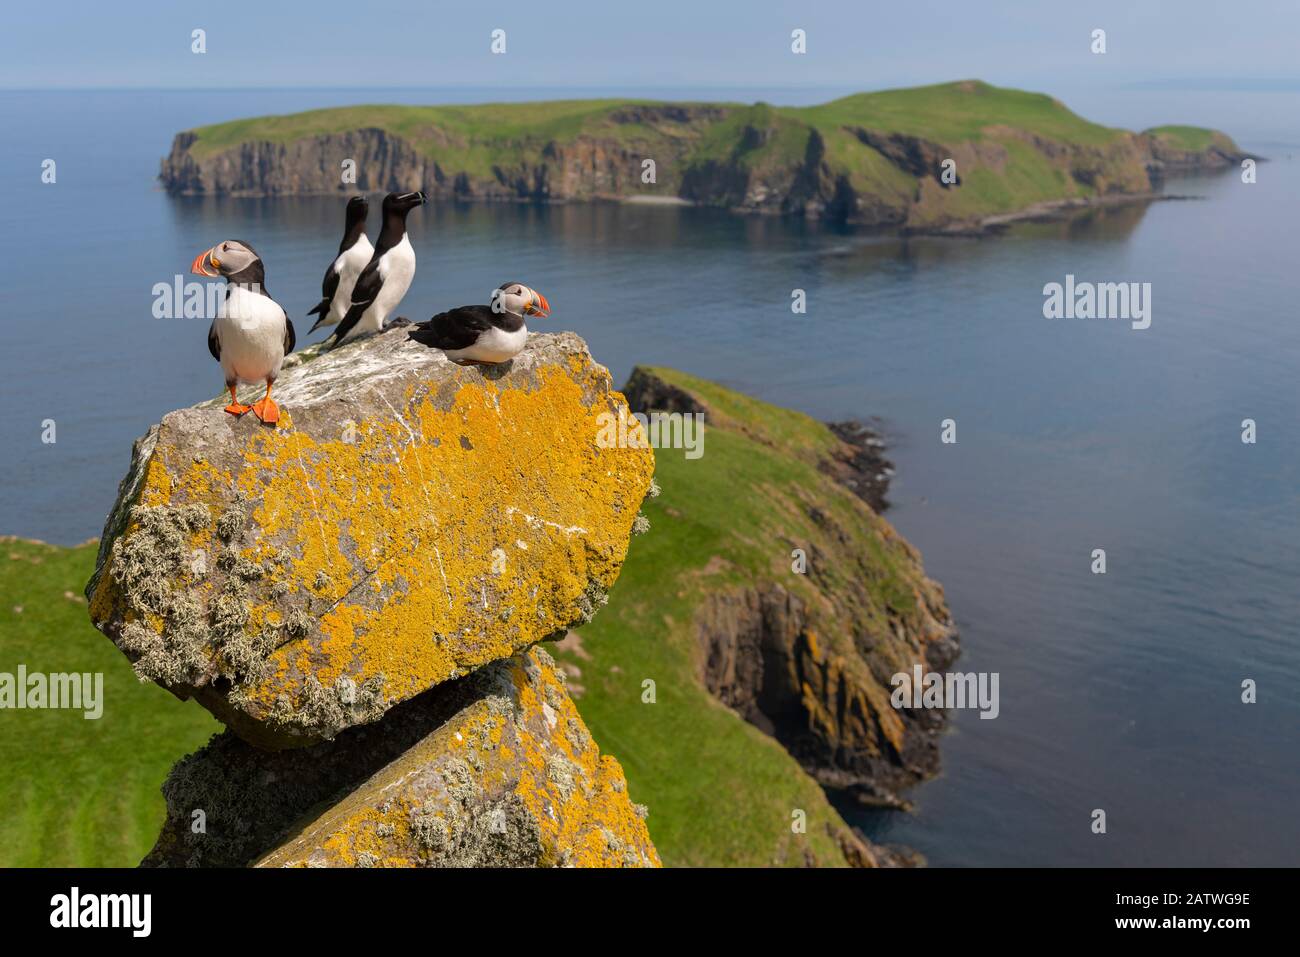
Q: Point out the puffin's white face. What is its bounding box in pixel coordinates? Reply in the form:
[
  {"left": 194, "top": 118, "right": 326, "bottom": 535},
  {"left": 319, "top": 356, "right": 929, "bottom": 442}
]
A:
[
  {"left": 492, "top": 282, "right": 550, "bottom": 318},
  {"left": 190, "top": 240, "right": 260, "bottom": 278}
]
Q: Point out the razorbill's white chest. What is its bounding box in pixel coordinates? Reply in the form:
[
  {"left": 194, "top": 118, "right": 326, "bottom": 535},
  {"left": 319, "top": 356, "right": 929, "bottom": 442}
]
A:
[
  {"left": 331, "top": 190, "right": 426, "bottom": 346},
  {"left": 191, "top": 239, "right": 296, "bottom": 425},
  {"left": 408, "top": 282, "right": 550, "bottom": 366},
  {"left": 308, "top": 195, "right": 374, "bottom": 335}
]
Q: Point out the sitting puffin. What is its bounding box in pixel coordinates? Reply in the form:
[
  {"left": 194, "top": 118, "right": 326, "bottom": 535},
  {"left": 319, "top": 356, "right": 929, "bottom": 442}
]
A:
[
  {"left": 307, "top": 195, "right": 373, "bottom": 336},
  {"left": 191, "top": 240, "right": 295, "bottom": 425},
  {"left": 408, "top": 282, "right": 550, "bottom": 365}
]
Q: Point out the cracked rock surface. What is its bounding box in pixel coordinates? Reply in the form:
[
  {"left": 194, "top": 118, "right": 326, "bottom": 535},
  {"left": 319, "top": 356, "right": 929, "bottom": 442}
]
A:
[{"left": 87, "top": 327, "right": 655, "bottom": 748}]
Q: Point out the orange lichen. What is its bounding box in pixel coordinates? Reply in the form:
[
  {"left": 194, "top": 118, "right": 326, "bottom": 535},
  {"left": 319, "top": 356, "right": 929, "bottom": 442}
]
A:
[
  {"left": 94, "top": 354, "right": 654, "bottom": 743},
  {"left": 256, "top": 650, "right": 659, "bottom": 868}
]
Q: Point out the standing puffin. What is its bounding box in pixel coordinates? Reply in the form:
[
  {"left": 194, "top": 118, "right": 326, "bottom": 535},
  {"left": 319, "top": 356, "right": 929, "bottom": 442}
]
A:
[
  {"left": 307, "top": 195, "right": 373, "bottom": 336},
  {"left": 408, "top": 282, "right": 550, "bottom": 365},
  {"left": 191, "top": 240, "right": 295, "bottom": 425},
  {"left": 330, "top": 190, "right": 426, "bottom": 347}
]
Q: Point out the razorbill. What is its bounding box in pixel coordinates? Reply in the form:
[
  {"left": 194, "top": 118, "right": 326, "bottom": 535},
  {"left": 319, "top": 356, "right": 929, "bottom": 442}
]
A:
[
  {"left": 307, "top": 195, "right": 374, "bottom": 336},
  {"left": 330, "top": 190, "right": 426, "bottom": 347},
  {"left": 191, "top": 239, "right": 296, "bottom": 425},
  {"left": 408, "top": 282, "right": 550, "bottom": 365}
]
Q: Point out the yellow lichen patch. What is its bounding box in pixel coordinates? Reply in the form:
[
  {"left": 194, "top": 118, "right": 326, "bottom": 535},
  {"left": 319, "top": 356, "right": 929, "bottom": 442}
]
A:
[
  {"left": 89, "top": 337, "right": 655, "bottom": 745},
  {"left": 506, "top": 653, "right": 659, "bottom": 867},
  {"left": 224, "top": 365, "right": 653, "bottom": 730},
  {"left": 256, "top": 650, "right": 659, "bottom": 868}
]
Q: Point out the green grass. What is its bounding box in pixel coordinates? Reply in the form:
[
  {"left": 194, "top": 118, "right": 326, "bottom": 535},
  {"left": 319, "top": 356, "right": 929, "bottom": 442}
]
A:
[
  {"left": 797, "top": 79, "right": 1122, "bottom": 146},
  {"left": 187, "top": 80, "right": 1132, "bottom": 159},
  {"left": 554, "top": 368, "right": 942, "bottom": 866},
  {"left": 561, "top": 429, "right": 853, "bottom": 865},
  {"left": 1142, "top": 124, "right": 1230, "bottom": 152},
  {"left": 0, "top": 538, "right": 219, "bottom": 866}
]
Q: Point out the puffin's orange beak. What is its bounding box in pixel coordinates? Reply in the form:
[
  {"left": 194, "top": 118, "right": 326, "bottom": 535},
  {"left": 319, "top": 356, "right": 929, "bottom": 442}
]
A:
[
  {"left": 527, "top": 292, "right": 550, "bottom": 318},
  {"left": 190, "top": 248, "right": 220, "bottom": 277}
]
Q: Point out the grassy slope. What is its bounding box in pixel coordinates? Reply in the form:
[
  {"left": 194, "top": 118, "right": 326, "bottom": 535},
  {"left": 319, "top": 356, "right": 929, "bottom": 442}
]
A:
[
  {"left": 557, "top": 368, "right": 930, "bottom": 866},
  {"left": 797, "top": 80, "right": 1120, "bottom": 145},
  {"left": 0, "top": 539, "right": 218, "bottom": 866},
  {"left": 1142, "top": 124, "right": 1240, "bottom": 153},
  {"left": 188, "top": 81, "right": 1134, "bottom": 156}
]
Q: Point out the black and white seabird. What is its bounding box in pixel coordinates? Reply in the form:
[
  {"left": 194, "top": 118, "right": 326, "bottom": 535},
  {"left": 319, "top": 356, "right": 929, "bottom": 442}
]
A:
[
  {"left": 408, "top": 282, "right": 550, "bottom": 365},
  {"left": 191, "top": 240, "right": 296, "bottom": 425},
  {"left": 329, "top": 190, "right": 426, "bottom": 347},
  {"left": 307, "top": 195, "right": 374, "bottom": 336}
]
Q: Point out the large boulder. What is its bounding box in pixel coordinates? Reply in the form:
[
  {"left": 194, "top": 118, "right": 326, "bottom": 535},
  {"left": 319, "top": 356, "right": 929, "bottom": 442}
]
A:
[
  {"left": 87, "top": 328, "right": 654, "bottom": 748},
  {"left": 145, "top": 648, "right": 659, "bottom": 868}
]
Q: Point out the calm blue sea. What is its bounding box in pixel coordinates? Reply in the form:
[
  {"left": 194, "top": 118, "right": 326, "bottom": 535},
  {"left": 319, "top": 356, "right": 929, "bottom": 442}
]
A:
[{"left": 1, "top": 86, "right": 1296, "bottom": 865}]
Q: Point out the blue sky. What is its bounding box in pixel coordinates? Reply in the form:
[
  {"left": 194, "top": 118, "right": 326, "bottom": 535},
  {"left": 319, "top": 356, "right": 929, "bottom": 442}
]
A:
[{"left": 2, "top": 0, "right": 1297, "bottom": 91}]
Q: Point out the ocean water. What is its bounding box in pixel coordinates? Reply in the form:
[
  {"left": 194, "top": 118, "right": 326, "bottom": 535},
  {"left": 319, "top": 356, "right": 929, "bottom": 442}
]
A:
[{"left": 1, "top": 88, "right": 1297, "bottom": 866}]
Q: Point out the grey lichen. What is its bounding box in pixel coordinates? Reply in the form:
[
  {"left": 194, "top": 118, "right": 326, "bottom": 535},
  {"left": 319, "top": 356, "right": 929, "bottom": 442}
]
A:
[
  {"left": 631, "top": 512, "right": 651, "bottom": 535},
  {"left": 574, "top": 580, "right": 609, "bottom": 625},
  {"left": 214, "top": 492, "right": 249, "bottom": 543},
  {"left": 545, "top": 753, "right": 581, "bottom": 802},
  {"left": 109, "top": 503, "right": 213, "bottom": 685},
  {"left": 283, "top": 606, "right": 313, "bottom": 638},
  {"left": 411, "top": 790, "right": 544, "bottom": 867},
  {"left": 262, "top": 672, "right": 387, "bottom": 740}
]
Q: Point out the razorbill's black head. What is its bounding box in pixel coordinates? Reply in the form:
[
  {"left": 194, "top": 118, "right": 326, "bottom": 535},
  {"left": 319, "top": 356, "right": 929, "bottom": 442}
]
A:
[
  {"left": 346, "top": 195, "right": 368, "bottom": 218},
  {"left": 383, "top": 190, "right": 427, "bottom": 218}
]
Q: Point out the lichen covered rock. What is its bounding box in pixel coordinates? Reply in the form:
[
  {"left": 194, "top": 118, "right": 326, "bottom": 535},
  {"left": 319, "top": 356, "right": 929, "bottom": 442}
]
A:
[
  {"left": 87, "top": 329, "right": 654, "bottom": 747},
  {"left": 144, "top": 649, "right": 659, "bottom": 868}
]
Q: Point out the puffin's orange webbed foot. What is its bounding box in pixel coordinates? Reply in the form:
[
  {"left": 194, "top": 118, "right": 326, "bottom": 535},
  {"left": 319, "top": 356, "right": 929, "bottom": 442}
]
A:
[
  {"left": 251, "top": 397, "right": 280, "bottom": 425},
  {"left": 249, "top": 382, "right": 281, "bottom": 426},
  {"left": 223, "top": 385, "right": 250, "bottom": 416}
]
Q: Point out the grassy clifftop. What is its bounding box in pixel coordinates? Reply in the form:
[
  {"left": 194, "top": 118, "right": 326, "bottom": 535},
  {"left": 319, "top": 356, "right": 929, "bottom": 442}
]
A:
[
  {"left": 554, "top": 367, "right": 956, "bottom": 865},
  {"left": 163, "top": 80, "right": 1247, "bottom": 232}
]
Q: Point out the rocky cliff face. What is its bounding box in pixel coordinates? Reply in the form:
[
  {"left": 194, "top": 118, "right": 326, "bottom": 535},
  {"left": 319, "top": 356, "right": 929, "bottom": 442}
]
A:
[
  {"left": 88, "top": 327, "right": 659, "bottom": 867},
  {"left": 622, "top": 368, "right": 956, "bottom": 812}
]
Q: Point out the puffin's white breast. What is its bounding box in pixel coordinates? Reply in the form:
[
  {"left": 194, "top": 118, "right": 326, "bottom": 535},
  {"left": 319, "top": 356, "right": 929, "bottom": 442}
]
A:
[
  {"left": 216, "top": 287, "right": 287, "bottom": 383},
  {"left": 447, "top": 324, "right": 529, "bottom": 364}
]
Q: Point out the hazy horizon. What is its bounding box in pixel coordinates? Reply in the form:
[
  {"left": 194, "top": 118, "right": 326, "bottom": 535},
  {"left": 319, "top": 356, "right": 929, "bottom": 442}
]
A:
[{"left": 6, "top": 0, "right": 1300, "bottom": 92}]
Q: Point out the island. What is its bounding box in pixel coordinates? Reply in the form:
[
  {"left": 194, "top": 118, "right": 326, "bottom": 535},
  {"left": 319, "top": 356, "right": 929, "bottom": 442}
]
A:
[{"left": 160, "top": 80, "right": 1253, "bottom": 235}]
